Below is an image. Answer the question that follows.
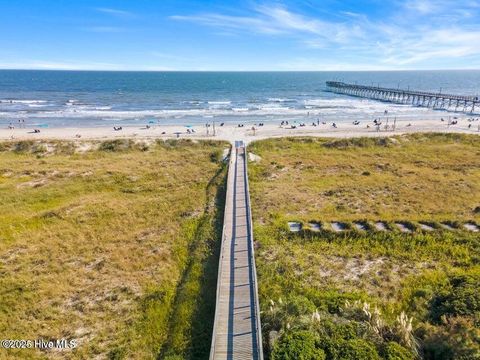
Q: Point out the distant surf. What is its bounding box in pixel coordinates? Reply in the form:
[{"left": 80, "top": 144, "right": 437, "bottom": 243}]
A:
[{"left": 0, "top": 70, "right": 479, "bottom": 127}]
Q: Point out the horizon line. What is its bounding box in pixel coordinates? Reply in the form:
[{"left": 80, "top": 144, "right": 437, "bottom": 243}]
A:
[{"left": 1, "top": 68, "right": 480, "bottom": 72}]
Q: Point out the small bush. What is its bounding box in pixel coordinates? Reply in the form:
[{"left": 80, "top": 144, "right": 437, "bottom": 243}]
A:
[
  {"left": 99, "top": 140, "right": 150, "bottom": 152},
  {"left": 210, "top": 149, "right": 222, "bottom": 163},
  {"left": 108, "top": 347, "right": 126, "bottom": 360},
  {"left": 340, "top": 339, "right": 381, "bottom": 360},
  {"left": 419, "top": 317, "right": 480, "bottom": 360},
  {"left": 382, "top": 342, "right": 415, "bottom": 360},
  {"left": 32, "top": 143, "right": 47, "bottom": 154},
  {"left": 55, "top": 141, "right": 76, "bottom": 155},
  {"left": 14, "top": 140, "right": 35, "bottom": 153},
  {"left": 323, "top": 137, "right": 393, "bottom": 149},
  {"left": 99, "top": 139, "right": 134, "bottom": 152},
  {"left": 286, "top": 295, "right": 317, "bottom": 316},
  {"left": 429, "top": 274, "right": 480, "bottom": 322},
  {"left": 272, "top": 330, "right": 326, "bottom": 360}
]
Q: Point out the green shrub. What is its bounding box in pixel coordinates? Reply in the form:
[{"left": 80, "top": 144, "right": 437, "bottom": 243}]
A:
[
  {"left": 99, "top": 139, "right": 134, "bottom": 152},
  {"left": 108, "top": 347, "right": 126, "bottom": 360},
  {"left": 210, "top": 149, "right": 222, "bottom": 163},
  {"left": 340, "top": 339, "right": 380, "bottom": 360},
  {"left": 382, "top": 342, "right": 415, "bottom": 360},
  {"left": 323, "top": 137, "right": 392, "bottom": 149},
  {"left": 286, "top": 295, "right": 317, "bottom": 316},
  {"left": 14, "top": 140, "right": 35, "bottom": 152},
  {"left": 32, "top": 143, "right": 47, "bottom": 154},
  {"left": 55, "top": 141, "right": 76, "bottom": 154},
  {"left": 272, "top": 330, "right": 326, "bottom": 360},
  {"left": 429, "top": 274, "right": 480, "bottom": 322},
  {"left": 317, "top": 320, "right": 365, "bottom": 359},
  {"left": 419, "top": 317, "right": 480, "bottom": 360}
]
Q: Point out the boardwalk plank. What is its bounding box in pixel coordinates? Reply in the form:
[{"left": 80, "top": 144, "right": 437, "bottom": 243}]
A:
[{"left": 210, "top": 142, "right": 263, "bottom": 360}]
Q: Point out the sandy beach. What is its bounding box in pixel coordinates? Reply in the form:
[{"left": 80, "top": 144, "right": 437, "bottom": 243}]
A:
[{"left": 1, "top": 117, "right": 479, "bottom": 143}]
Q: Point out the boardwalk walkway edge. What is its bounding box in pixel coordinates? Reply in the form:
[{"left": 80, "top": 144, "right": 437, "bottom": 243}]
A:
[
  {"left": 243, "top": 144, "right": 264, "bottom": 360},
  {"left": 209, "top": 141, "right": 263, "bottom": 360}
]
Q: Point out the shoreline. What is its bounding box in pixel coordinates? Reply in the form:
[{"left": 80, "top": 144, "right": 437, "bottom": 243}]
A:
[{"left": 1, "top": 118, "right": 479, "bottom": 143}]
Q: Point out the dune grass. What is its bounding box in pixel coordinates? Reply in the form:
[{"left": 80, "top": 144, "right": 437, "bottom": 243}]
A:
[
  {"left": 248, "top": 134, "right": 480, "bottom": 359},
  {"left": 0, "top": 139, "right": 227, "bottom": 359},
  {"left": 249, "top": 133, "right": 480, "bottom": 223}
]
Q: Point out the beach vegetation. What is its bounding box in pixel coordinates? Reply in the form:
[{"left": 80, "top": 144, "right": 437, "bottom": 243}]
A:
[
  {"left": 0, "top": 139, "right": 228, "bottom": 359},
  {"left": 249, "top": 134, "right": 480, "bottom": 359}
]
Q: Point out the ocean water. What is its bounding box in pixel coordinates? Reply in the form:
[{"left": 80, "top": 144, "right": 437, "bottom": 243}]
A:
[{"left": 0, "top": 70, "right": 479, "bottom": 128}]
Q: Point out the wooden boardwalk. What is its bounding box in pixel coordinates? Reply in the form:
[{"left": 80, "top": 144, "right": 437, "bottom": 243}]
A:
[{"left": 210, "top": 141, "right": 263, "bottom": 360}]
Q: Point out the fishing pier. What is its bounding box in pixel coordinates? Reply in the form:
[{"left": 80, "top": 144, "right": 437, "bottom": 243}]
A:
[{"left": 326, "top": 81, "right": 479, "bottom": 114}]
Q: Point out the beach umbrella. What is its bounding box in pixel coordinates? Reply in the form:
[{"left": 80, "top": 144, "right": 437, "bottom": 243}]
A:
[{"left": 148, "top": 120, "right": 155, "bottom": 124}]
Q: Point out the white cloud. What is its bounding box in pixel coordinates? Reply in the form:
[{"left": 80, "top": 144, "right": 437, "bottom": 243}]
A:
[
  {"left": 95, "top": 8, "right": 135, "bottom": 18},
  {"left": 404, "top": 0, "right": 437, "bottom": 14},
  {"left": 171, "top": 2, "right": 480, "bottom": 69},
  {"left": 171, "top": 4, "right": 356, "bottom": 42},
  {"left": 170, "top": 13, "right": 285, "bottom": 34}
]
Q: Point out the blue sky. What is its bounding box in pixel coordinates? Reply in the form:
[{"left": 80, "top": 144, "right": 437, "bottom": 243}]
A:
[{"left": 0, "top": 0, "right": 479, "bottom": 71}]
